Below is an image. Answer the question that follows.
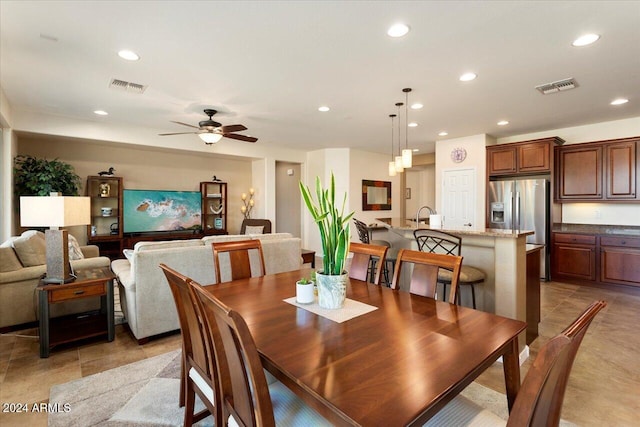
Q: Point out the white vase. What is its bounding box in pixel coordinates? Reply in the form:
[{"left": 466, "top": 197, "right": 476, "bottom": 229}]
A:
[
  {"left": 296, "top": 282, "right": 315, "bottom": 304},
  {"left": 315, "top": 272, "right": 347, "bottom": 309}
]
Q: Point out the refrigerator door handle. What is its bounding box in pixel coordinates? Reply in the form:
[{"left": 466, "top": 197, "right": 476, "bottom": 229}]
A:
[{"left": 514, "top": 191, "right": 521, "bottom": 231}]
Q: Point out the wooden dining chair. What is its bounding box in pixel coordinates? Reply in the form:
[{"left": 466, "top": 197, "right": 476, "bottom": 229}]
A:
[
  {"left": 391, "top": 248, "right": 462, "bottom": 302},
  {"left": 414, "top": 229, "right": 485, "bottom": 308},
  {"left": 189, "top": 280, "right": 331, "bottom": 427},
  {"left": 212, "top": 239, "right": 266, "bottom": 284},
  {"left": 424, "top": 300, "right": 607, "bottom": 427},
  {"left": 159, "top": 263, "right": 221, "bottom": 427},
  {"left": 348, "top": 242, "right": 388, "bottom": 285},
  {"left": 353, "top": 218, "right": 397, "bottom": 285}
]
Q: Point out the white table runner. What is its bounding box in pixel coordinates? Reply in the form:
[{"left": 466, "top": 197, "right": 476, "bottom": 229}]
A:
[{"left": 283, "top": 297, "right": 378, "bottom": 323}]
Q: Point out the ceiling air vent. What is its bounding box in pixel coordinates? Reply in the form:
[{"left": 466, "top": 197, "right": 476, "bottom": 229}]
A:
[
  {"left": 109, "top": 78, "right": 147, "bottom": 94},
  {"left": 535, "top": 78, "right": 578, "bottom": 95}
]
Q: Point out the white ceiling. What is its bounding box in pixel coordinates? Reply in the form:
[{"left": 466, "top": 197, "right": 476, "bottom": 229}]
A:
[{"left": 1, "top": 1, "right": 639, "bottom": 155}]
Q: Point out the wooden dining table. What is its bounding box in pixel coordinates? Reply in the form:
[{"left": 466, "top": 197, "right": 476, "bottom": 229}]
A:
[{"left": 204, "top": 268, "right": 526, "bottom": 426}]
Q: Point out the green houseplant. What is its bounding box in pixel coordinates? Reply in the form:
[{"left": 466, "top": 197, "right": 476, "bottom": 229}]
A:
[
  {"left": 299, "top": 173, "right": 353, "bottom": 308},
  {"left": 14, "top": 155, "right": 82, "bottom": 196}
]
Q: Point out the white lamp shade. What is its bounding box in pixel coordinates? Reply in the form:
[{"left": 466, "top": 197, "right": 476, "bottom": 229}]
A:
[
  {"left": 402, "top": 149, "right": 413, "bottom": 168},
  {"left": 199, "top": 132, "right": 223, "bottom": 144},
  {"left": 395, "top": 156, "right": 404, "bottom": 173},
  {"left": 20, "top": 196, "right": 91, "bottom": 227},
  {"left": 388, "top": 161, "right": 397, "bottom": 177}
]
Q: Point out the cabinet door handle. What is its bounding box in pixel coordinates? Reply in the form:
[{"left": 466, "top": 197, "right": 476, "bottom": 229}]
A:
[{"left": 74, "top": 290, "right": 85, "bottom": 295}]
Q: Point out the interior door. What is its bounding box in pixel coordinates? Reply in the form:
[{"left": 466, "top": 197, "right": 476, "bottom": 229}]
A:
[{"left": 441, "top": 168, "right": 476, "bottom": 229}]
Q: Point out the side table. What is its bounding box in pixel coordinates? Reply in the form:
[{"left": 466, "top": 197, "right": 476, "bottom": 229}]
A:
[
  {"left": 301, "top": 249, "right": 316, "bottom": 268},
  {"left": 38, "top": 266, "right": 115, "bottom": 358}
]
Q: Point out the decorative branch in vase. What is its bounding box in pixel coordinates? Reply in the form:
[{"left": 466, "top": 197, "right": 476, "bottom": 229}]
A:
[{"left": 241, "top": 188, "right": 255, "bottom": 219}]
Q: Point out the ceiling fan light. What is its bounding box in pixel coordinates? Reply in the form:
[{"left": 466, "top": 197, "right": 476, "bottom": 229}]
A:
[
  {"left": 199, "top": 133, "right": 223, "bottom": 144},
  {"left": 402, "top": 149, "right": 413, "bottom": 168}
]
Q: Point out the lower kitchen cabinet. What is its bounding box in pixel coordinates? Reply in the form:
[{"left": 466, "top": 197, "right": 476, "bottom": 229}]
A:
[
  {"left": 600, "top": 236, "right": 640, "bottom": 287},
  {"left": 552, "top": 233, "right": 596, "bottom": 281}
]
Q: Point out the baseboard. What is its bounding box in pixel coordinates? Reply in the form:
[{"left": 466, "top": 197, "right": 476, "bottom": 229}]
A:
[{"left": 496, "top": 345, "right": 529, "bottom": 366}]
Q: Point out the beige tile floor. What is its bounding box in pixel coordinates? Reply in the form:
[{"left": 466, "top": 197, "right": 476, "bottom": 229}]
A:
[{"left": 1, "top": 280, "right": 638, "bottom": 427}]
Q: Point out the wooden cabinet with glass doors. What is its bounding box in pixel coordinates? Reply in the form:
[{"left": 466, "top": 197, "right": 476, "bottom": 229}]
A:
[{"left": 86, "top": 176, "right": 123, "bottom": 259}]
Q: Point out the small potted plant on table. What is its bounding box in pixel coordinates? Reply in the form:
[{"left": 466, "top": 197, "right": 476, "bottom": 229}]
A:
[{"left": 296, "top": 276, "right": 315, "bottom": 304}]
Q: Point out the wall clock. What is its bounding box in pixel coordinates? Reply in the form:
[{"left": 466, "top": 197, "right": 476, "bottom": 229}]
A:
[{"left": 451, "top": 147, "right": 467, "bottom": 163}]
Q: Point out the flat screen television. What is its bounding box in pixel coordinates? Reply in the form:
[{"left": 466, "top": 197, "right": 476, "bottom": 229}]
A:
[{"left": 123, "top": 189, "right": 202, "bottom": 234}]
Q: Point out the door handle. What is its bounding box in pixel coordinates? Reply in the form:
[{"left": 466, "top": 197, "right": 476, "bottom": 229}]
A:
[{"left": 464, "top": 223, "right": 472, "bottom": 227}]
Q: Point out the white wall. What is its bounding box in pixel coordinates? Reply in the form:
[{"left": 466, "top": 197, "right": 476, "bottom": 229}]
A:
[
  {"left": 405, "top": 166, "right": 435, "bottom": 219},
  {"left": 498, "top": 116, "right": 640, "bottom": 226}
]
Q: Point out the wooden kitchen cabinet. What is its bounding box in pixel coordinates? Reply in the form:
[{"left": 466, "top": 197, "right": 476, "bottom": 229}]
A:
[
  {"left": 555, "top": 137, "right": 639, "bottom": 202},
  {"left": 487, "top": 137, "right": 562, "bottom": 177},
  {"left": 552, "top": 233, "right": 596, "bottom": 281},
  {"left": 600, "top": 236, "right": 640, "bottom": 287}
]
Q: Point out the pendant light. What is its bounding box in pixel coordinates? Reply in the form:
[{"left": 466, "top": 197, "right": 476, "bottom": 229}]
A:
[
  {"left": 401, "top": 88, "right": 413, "bottom": 168},
  {"left": 388, "top": 114, "right": 397, "bottom": 177},
  {"left": 394, "top": 102, "right": 404, "bottom": 173}
]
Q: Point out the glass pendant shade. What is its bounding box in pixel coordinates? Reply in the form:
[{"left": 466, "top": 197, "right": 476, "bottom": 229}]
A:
[
  {"left": 402, "top": 148, "right": 413, "bottom": 168},
  {"left": 395, "top": 156, "right": 404, "bottom": 173},
  {"left": 199, "top": 132, "right": 223, "bottom": 144},
  {"left": 388, "top": 161, "right": 397, "bottom": 176}
]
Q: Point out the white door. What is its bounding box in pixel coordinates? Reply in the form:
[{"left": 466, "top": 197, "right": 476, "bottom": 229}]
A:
[{"left": 441, "top": 168, "right": 476, "bottom": 229}]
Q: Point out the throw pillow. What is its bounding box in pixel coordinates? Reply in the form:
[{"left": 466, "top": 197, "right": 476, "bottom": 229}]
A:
[
  {"left": 12, "top": 230, "right": 47, "bottom": 267},
  {"left": 68, "top": 234, "right": 85, "bottom": 260},
  {"left": 0, "top": 247, "right": 23, "bottom": 272},
  {"left": 245, "top": 225, "right": 264, "bottom": 235}
]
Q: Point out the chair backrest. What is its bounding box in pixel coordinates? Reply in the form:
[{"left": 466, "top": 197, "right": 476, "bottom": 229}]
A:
[
  {"left": 353, "top": 218, "right": 371, "bottom": 244},
  {"left": 190, "top": 280, "right": 277, "bottom": 427},
  {"left": 414, "top": 229, "right": 461, "bottom": 255},
  {"left": 349, "top": 242, "right": 388, "bottom": 284},
  {"left": 160, "top": 263, "right": 221, "bottom": 425},
  {"left": 391, "top": 249, "right": 462, "bottom": 301},
  {"left": 240, "top": 218, "right": 272, "bottom": 234},
  {"left": 507, "top": 300, "right": 606, "bottom": 427},
  {"left": 212, "top": 239, "right": 266, "bottom": 283}
]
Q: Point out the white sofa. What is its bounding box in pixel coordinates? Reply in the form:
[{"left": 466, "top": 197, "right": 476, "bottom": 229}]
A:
[{"left": 110, "top": 233, "right": 303, "bottom": 342}]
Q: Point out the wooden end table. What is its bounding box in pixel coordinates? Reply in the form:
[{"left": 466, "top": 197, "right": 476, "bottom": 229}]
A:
[
  {"left": 38, "top": 266, "right": 115, "bottom": 358},
  {"left": 301, "top": 249, "right": 315, "bottom": 268}
]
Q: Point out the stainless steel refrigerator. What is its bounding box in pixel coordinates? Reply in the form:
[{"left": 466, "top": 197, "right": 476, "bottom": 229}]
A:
[{"left": 488, "top": 178, "right": 550, "bottom": 280}]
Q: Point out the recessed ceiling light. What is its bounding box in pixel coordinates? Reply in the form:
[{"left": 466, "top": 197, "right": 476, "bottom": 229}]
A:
[
  {"left": 411, "top": 103, "right": 423, "bottom": 110},
  {"left": 387, "top": 23, "right": 410, "bottom": 38},
  {"left": 459, "top": 72, "right": 477, "bottom": 82},
  {"left": 408, "top": 122, "right": 418, "bottom": 128},
  {"left": 438, "top": 131, "right": 448, "bottom": 137},
  {"left": 610, "top": 98, "right": 629, "bottom": 106},
  {"left": 118, "top": 50, "right": 140, "bottom": 61},
  {"left": 93, "top": 110, "right": 108, "bottom": 116},
  {"left": 497, "top": 120, "right": 509, "bottom": 126},
  {"left": 318, "top": 106, "right": 330, "bottom": 112},
  {"left": 572, "top": 34, "right": 600, "bottom": 47}
]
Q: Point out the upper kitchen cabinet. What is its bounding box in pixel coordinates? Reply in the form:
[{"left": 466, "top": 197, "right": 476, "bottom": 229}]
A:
[
  {"left": 555, "top": 137, "right": 639, "bottom": 202},
  {"left": 487, "top": 137, "right": 564, "bottom": 177}
]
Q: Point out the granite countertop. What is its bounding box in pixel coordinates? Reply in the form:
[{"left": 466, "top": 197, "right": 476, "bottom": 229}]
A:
[
  {"left": 375, "top": 217, "right": 535, "bottom": 239},
  {"left": 552, "top": 223, "right": 640, "bottom": 237}
]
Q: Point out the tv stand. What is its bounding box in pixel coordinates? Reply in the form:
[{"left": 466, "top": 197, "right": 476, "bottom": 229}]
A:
[{"left": 123, "top": 229, "right": 227, "bottom": 250}]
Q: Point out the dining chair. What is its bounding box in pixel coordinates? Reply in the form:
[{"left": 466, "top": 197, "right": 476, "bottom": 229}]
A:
[
  {"left": 240, "top": 218, "right": 272, "bottom": 234},
  {"left": 353, "top": 218, "right": 397, "bottom": 286},
  {"left": 189, "top": 280, "right": 331, "bottom": 427},
  {"left": 391, "top": 248, "right": 462, "bottom": 301},
  {"left": 212, "top": 239, "right": 266, "bottom": 284},
  {"left": 348, "top": 241, "right": 388, "bottom": 285},
  {"left": 424, "top": 300, "right": 607, "bottom": 427},
  {"left": 414, "top": 229, "right": 485, "bottom": 308},
  {"left": 159, "top": 263, "right": 220, "bottom": 427}
]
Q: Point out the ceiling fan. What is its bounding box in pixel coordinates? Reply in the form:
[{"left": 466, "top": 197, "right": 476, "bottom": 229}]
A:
[{"left": 159, "top": 109, "right": 257, "bottom": 144}]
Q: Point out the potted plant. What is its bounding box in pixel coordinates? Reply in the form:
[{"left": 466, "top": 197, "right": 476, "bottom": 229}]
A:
[
  {"left": 14, "top": 155, "right": 82, "bottom": 197},
  {"left": 295, "top": 276, "right": 315, "bottom": 304},
  {"left": 299, "top": 173, "right": 353, "bottom": 309}
]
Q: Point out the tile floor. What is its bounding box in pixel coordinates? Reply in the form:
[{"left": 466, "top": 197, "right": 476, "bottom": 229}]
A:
[{"left": 1, "top": 281, "right": 639, "bottom": 427}]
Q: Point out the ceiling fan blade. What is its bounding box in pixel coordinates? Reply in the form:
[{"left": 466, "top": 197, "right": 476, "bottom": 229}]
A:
[
  {"left": 158, "top": 131, "right": 199, "bottom": 136},
  {"left": 220, "top": 124, "right": 247, "bottom": 133},
  {"left": 170, "top": 121, "right": 201, "bottom": 130},
  {"left": 223, "top": 133, "right": 258, "bottom": 143}
]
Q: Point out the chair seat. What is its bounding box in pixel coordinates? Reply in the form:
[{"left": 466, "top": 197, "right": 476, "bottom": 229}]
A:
[
  {"left": 438, "top": 265, "right": 485, "bottom": 284},
  {"left": 422, "top": 395, "right": 505, "bottom": 427}
]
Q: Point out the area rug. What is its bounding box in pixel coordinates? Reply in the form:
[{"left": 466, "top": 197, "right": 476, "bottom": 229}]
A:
[{"left": 49, "top": 350, "right": 575, "bottom": 426}]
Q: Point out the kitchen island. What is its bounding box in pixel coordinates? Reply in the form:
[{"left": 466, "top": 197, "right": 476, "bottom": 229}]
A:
[{"left": 376, "top": 217, "right": 534, "bottom": 354}]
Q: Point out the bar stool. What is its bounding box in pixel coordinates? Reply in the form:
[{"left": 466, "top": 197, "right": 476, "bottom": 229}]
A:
[
  {"left": 413, "top": 229, "right": 485, "bottom": 308},
  {"left": 353, "top": 218, "right": 396, "bottom": 286}
]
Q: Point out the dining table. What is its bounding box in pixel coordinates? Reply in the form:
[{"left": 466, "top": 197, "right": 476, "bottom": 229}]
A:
[{"left": 204, "top": 268, "right": 526, "bottom": 426}]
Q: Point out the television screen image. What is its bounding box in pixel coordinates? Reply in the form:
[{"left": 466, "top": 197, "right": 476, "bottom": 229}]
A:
[{"left": 123, "top": 189, "right": 202, "bottom": 234}]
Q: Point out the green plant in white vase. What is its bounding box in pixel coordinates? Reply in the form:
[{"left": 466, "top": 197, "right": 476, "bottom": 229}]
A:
[{"left": 299, "top": 173, "right": 353, "bottom": 309}]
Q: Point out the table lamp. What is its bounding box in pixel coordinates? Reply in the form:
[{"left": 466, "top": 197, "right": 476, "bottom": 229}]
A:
[{"left": 20, "top": 194, "right": 91, "bottom": 284}]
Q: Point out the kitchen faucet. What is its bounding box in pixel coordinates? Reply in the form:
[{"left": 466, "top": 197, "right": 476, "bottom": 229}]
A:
[{"left": 416, "top": 205, "right": 436, "bottom": 224}]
